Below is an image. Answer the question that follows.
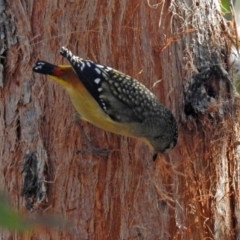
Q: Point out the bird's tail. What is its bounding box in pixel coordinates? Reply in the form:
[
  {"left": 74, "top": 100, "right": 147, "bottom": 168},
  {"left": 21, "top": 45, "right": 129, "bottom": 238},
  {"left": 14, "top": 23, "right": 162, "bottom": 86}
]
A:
[{"left": 33, "top": 61, "right": 66, "bottom": 78}]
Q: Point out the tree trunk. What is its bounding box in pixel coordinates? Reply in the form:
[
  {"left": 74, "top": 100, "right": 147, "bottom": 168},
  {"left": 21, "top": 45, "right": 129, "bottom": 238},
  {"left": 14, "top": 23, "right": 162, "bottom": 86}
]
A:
[{"left": 0, "top": 0, "right": 238, "bottom": 239}]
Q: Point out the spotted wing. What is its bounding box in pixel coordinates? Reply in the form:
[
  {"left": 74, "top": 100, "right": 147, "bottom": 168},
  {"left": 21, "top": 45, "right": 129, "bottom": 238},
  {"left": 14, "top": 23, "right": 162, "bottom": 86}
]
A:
[{"left": 60, "top": 47, "right": 161, "bottom": 123}]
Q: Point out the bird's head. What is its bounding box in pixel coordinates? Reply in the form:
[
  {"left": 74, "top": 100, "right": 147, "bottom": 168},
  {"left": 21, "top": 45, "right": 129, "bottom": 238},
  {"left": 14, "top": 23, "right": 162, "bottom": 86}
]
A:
[{"left": 146, "top": 130, "right": 178, "bottom": 161}]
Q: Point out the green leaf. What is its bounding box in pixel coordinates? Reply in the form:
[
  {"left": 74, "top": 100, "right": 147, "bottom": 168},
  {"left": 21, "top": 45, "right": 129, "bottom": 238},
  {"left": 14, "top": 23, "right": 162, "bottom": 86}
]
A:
[
  {"left": 221, "top": 0, "right": 233, "bottom": 20},
  {"left": 0, "top": 194, "right": 31, "bottom": 231}
]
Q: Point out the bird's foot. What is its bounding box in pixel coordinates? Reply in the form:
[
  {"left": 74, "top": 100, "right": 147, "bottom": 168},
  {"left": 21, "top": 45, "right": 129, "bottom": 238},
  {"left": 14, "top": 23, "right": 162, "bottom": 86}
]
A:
[{"left": 74, "top": 114, "right": 110, "bottom": 157}]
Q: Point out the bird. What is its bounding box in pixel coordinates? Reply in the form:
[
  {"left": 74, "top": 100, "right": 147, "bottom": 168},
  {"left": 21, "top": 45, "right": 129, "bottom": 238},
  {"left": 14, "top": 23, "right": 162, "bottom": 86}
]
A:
[{"left": 32, "top": 47, "right": 178, "bottom": 161}]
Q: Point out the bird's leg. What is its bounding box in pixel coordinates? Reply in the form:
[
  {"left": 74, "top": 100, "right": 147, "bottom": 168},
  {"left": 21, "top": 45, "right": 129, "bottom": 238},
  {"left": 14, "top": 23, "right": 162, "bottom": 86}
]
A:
[{"left": 73, "top": 113, "right": 110, "bottom": 157}]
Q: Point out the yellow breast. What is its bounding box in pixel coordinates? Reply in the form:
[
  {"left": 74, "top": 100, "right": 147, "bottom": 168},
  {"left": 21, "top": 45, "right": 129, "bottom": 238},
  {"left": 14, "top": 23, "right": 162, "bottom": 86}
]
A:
[{"left": 65, "top": 81, "right": 135, "bottom": 137}]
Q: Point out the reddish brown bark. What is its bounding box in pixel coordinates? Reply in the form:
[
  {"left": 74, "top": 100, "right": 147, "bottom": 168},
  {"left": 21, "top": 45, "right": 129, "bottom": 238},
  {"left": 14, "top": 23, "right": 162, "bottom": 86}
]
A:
[{"left": 0, "top": 0, "right": 239, "bottom": 239}]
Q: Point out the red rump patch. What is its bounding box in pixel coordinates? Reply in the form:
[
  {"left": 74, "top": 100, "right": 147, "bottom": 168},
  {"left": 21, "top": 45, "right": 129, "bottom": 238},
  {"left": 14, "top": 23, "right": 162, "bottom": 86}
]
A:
[{"left": 52, "top": 67, "right": 65, "bottom": 77}]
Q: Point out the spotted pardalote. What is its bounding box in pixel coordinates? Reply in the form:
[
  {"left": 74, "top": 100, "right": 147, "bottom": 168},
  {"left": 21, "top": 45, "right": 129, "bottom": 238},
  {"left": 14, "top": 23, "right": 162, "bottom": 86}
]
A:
[{"left": 32, "top": 47, "right": 178, "bottom": 160}]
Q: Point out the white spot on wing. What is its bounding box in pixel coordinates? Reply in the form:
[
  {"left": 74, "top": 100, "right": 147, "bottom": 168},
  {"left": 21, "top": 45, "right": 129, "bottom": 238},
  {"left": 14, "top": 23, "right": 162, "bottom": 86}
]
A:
[
  {"left": 98, "top": 88, "right": 103, "bottom": 92},
  {"left": 102, "top": 73, "right": 107, "bottom": 78},
  {"left": 67, "top": 50, "right": 72, "bottom": 57},
  {"left": 96, "top": 64, "right": 104, "bottom": 68},
  {"left": 94, "top": 78, "right": 101, "bottom": 84},
  {"left": 86, "top": 61, "right": 91, "bottom": 67},
  {"left": 100, "top": 99, "right": 107, "bottom": 111},
  {"left": 80, "top": 62, "right": 85, "bottom": 71},
  {"left": 95, "top": 68, "right": 101, "bottom": 74}
]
